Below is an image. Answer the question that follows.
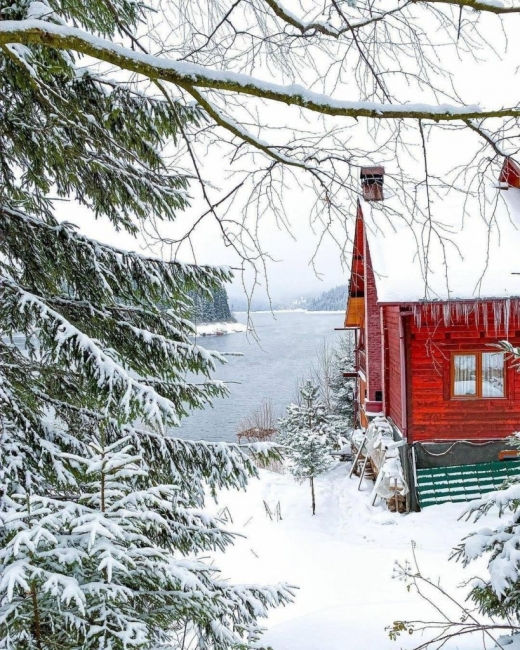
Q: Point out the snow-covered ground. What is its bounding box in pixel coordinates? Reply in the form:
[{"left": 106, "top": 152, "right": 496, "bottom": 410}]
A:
[
  {"left": 195, "top": 321, "right": 247, "bottom": 336},
  {"left": 210, "top": 463, "right": 504, "bottom": 650}
]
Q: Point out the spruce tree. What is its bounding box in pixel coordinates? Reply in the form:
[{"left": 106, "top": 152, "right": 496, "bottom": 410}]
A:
[
  {"left": 190, "top": 287, "right": 235, "bottom": 325},
  {"left": 278, "top": 381, "right": 335, "bottom": 515},
  {"left": 329, "top": 336, "right": 356, "bottom": 433},
  {"left": 0, "top": 1, "right": 292, "bottom": 648}
]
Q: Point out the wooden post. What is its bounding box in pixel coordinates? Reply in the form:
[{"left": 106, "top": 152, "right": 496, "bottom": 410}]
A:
[
  {"left": 310, "top": 476, "right": 316, "bottom": 515},
  {"left": 358, "top": 455, "right": 370, "bottom": 490},
  {"left": 349, "top": 437, "right": 366, "bottom": 478}
]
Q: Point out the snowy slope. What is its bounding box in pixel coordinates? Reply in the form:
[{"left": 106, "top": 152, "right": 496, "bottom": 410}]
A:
[
  {"left": 308, "top": 285, "right": 348, "bottom": 311},
  {"left": 209, "top": 464, "right": 504, "bottom": 650}
]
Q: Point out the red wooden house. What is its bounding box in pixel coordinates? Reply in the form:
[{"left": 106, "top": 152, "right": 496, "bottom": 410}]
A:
[{"left": 344, "top": 159, "right": 520, "bottom": 509}]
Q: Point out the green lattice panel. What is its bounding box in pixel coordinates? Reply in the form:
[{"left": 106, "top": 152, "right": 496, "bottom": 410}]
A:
[{"left": 416, "top": 460, "right": 520, "bottom": 507}]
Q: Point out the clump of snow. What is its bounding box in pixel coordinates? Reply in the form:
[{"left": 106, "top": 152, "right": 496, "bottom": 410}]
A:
[
  {"left": 195, "top": 321, "right": 247, "bottom": 336},
  {"left": 364, "top": 416, "right": 409, "bottom": 501}
]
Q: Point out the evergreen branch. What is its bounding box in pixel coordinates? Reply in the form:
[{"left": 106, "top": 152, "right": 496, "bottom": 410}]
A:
[
  {"left": 0, "top": 205, "right": 231, "bottom": 303},
  {"left": 0, "top": 280, "right": 199, "bottom": 428}
]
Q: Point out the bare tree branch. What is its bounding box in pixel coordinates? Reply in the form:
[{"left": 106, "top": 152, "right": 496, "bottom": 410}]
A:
[{"left": 1, "top": 21, "right": 519, "bottom": 122}]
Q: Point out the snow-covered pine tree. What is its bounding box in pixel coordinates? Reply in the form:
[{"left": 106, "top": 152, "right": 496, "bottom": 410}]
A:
[
  {"left": 312, "top": 336, "right": 355, "bottom": 436},
  {"left": 453, "top": 432, "right": 520, "bottom": 629},
  {"left": 278, "top": 381, "right": 335, "bottom": 515},
  {"left": 190, "top": 286, "right": 236, "bottom": 325},
  {"left": 0, "top": 1, "right": 292, "bottom": 648},
  {"left": 329, "top": 336, "right": 356, "bottom": 433}
]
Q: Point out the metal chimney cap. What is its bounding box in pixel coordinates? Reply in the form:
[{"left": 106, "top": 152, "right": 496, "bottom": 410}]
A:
[{"left": 360, "top": 166, "right": 385, "bottom": 178}]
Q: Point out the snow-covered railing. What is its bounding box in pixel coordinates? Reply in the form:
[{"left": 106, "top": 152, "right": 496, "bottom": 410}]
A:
[
  {"left": 351, "top": 417, "right": 408, "bottom": 512},
  {"left": 367, "top": 417, "right": 409, "bottom": 507}
]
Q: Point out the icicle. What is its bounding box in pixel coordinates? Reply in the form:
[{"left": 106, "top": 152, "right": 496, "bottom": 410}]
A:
[
  {"left": 455, "top": 301, "right": 462, "bottom": 323},
  {"left": 413, "top": 304, "right": 422, "bottom": 328},
  {"left": 463, "top": 302, "right": 471, "bottom": 326},
  {"left": 482, "top": 302, "right": 489, "bottom": 335},
  {"left": 443, "top": 302, "right": 451, "bottom": 326},
  {"left": 474, "top": 301, "right": 480, "bottom": 329},
  {"left": 493, "top": 300, "right": 503, "bottom": 335},
  {"left": 505, "top": 299, "right": 511, "bottom": 336}
]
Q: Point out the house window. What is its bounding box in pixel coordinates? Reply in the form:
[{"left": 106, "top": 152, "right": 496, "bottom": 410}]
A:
[{"left": 452, "top": 352, "right": 505, "bottom": 399}]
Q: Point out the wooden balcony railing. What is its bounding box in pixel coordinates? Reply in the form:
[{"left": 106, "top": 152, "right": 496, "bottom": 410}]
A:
[{"left": 357, "top": 348, "right": 366, "bottom": 375}]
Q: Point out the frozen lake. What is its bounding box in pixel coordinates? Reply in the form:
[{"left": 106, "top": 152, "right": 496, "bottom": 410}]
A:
[{"left": 175, "top": 311, "right": 346, "bottom": 443}]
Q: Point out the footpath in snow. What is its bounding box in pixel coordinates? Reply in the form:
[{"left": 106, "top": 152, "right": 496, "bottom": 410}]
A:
[{"left": 210, "top": 463, "right": 502, "bottom": 650}]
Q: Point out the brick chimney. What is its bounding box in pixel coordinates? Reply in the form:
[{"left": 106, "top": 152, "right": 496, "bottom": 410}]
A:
[{"left": 360, "top": 166, "right": 385, "bottom": 201}]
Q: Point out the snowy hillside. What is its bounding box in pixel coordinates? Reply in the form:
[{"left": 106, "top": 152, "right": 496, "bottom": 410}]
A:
[
  {"left": 308, "top": 285, "right": 348, "bottom": 312},
  {"left": 209, "top": 464, "right": 502, "bottom": 650},
  {"left": 228, "top": 295, "right": 314, "bottom": 312}
]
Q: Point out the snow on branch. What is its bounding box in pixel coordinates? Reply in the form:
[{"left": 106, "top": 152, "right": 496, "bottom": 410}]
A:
[
  {"left": 263, "top": 0, "right": 412, "bottom": 36},
  {"left": 1, "top": 20, "right": 520, "bottom": 121},
  {"left": 1, "top": 281, "right": 214, "bottom": 429},
  {"left": 426, "top": 0, "right": 520, "bottom": 14},
  {"left": 0, "top": 206, "right": 231, "bottom": 300}
]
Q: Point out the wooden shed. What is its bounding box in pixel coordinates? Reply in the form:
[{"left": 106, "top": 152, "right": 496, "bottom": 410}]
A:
[{"left": 344, "top": 159, "right": 520, "bottom": 509}]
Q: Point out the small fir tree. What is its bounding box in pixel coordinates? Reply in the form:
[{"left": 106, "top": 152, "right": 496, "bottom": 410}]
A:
[
  {"left": 0, "top": 1, "right": 292, "bottom": 647},
  {"left": 278, "top": 381, "right": 335, "bottom": 515}
]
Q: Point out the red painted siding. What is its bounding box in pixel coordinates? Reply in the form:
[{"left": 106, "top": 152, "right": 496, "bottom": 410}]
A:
[
  {"left": 364, "top": 241, "right": 382, "bottom": 402},
  {"left": 499, "top": 158, "right": 520, "bottom": 188},
  {"left": 407, "top": 307, "right": 520, "bottom": 442},
  {"left": 384, "top": 306, "right": 404, "bottom": 431}
]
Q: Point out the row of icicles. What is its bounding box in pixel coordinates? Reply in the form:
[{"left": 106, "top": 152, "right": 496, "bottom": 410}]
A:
[{"left": 412, "top": 299, "right": 520, "bottom": 335}]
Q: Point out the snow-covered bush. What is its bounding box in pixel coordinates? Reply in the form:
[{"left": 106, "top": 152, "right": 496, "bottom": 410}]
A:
[
  {"left": 454, "top": 438, "right": 520, "bottom": 624},
  {"left": 278, "top": 381, "right": 336, "bottom": 515}
]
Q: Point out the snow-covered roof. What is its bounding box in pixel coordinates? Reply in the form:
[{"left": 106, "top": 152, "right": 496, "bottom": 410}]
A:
[{"left": 360, "top": 185, "right": 520, "bottom": 303}]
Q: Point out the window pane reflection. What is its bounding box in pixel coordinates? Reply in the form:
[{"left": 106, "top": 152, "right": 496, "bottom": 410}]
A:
[
  {"left": 482, "top": 352, "right": 505, "bottom": 398},
  {"left": 453, "top": 354, "right": 477, "bottom": 396}
]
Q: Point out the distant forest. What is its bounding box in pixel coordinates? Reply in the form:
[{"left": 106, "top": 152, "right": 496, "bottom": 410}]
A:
[
  {"left": 307, "top": 285, "right": 348, "bottom": 311},
  {"left": 190, "top": 286, "right": 236, "bottom": 324}
]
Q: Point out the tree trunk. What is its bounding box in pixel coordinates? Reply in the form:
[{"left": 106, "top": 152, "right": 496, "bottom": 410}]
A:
[
  {"left": 310, "top": 476, "right": 316, "bottom": 515},
  {"left": 31, "top": 582, "right": 43, "bottom": 650}
]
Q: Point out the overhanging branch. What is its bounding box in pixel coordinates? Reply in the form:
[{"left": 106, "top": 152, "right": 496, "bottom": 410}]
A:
[
  {"left": 424, "top": 0, "right": 520, "bottom": 14},
  {"left": 1, "top": 20, "right": 520, "bottom": 122}
]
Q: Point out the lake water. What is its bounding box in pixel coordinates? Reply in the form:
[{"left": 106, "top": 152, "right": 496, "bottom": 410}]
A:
[{"left": 175, "top": 311, "right": 346, "bottom": 443}]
